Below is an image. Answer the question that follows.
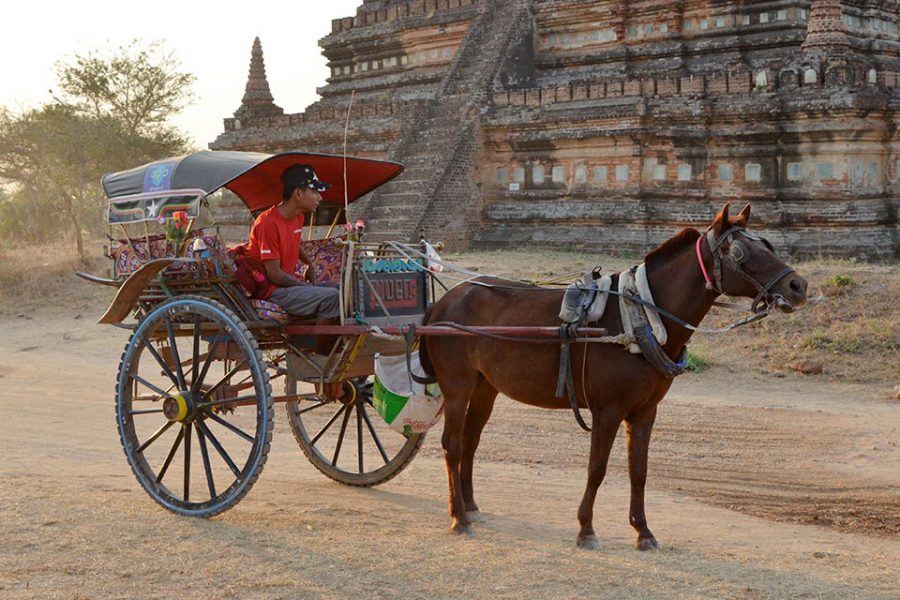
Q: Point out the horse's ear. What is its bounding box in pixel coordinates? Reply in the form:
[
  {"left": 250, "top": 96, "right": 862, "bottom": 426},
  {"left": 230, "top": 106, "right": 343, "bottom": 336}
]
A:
[
  {"left": 734, "top": 203, "right": 752, "bottom": 228},
  {"left": 711, "top": 203, "right": 731, "bottom": 235}
]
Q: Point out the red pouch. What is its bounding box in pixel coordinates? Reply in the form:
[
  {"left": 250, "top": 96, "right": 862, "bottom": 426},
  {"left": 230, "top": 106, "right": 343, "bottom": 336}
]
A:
[{"left": 230, "top": 244, "right": 276, "bottom": 299}]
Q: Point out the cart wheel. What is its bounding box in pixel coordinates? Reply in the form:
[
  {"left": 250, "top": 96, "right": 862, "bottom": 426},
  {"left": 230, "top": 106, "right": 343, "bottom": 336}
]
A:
[
  {"left": 285, "top": 376, "right": 424, "bottom": 486},
  {"left": 116, "top": 296, "right": 273, "bottom": 517}
]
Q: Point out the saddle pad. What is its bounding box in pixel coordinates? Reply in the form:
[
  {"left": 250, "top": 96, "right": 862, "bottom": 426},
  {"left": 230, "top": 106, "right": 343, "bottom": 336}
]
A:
[
  {"left": 559, "top": 272, "right": 612, "bottom": 324},
  {"left": 584, "top": 276, "right": 613, "bottom": 323}
]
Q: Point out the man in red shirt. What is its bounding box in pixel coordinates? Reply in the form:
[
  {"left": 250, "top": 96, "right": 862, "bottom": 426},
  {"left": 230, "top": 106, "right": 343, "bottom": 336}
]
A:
[{"left": 247, "top": 164, "right": 341, "bottom": 329}]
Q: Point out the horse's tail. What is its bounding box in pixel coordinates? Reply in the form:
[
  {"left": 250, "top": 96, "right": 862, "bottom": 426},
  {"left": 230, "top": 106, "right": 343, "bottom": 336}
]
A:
[{"left": 417, "top": 305, "right": 436, "bottom": 380}]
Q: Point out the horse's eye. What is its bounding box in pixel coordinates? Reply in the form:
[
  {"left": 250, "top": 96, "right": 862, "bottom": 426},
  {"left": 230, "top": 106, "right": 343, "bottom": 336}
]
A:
[{"left": 761, "top": 238, "right": 774, "bottom": 252}]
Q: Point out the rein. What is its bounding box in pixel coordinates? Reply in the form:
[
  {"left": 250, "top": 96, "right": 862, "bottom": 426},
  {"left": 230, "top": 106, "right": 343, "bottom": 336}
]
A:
[
  {"left": 467, "top": 279, "right": 773, "bottom": 334},
  {"left": 464, "top": 225, "right": 795, "bottom": 334}
]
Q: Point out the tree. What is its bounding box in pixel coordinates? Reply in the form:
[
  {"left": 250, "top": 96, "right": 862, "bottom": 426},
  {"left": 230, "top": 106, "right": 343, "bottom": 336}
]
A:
[
  {"left": 0, "top": 41, "right": 195, "bottom": 261},
  {"left": 56, "top": 39, "right": 196, "bottom": 143},
  {"left": 0, "top": 104, "right": 127, "bottom": 258}
]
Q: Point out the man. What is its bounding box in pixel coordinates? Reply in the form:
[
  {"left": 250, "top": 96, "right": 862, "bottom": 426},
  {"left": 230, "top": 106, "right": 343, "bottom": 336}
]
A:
[{"left": 246, "top": 164, "right": 341, "bottom": 332}]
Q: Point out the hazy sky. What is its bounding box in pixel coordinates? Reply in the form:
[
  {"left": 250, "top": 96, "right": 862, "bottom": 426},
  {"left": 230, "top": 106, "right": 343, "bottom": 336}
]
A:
[{"left": 1, "top": 0, "right": 363, "bottom": 149}]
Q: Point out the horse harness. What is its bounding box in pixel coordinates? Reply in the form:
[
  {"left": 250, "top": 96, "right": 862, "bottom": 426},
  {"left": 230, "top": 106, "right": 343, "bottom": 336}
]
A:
[
  {"left": 555, "top": 268, "right": 687, "bottom": 432},
  {"left": 556, "top": 225, "right": 793, "bottom": 432}
]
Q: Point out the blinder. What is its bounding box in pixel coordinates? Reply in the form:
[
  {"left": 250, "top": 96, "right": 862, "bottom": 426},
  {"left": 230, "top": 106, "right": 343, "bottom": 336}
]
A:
[{"left": 729, "top": 240, "right": 749, "bottom": 264}]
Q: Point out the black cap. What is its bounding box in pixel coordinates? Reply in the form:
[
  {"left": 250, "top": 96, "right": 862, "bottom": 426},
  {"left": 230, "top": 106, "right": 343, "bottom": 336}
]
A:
[{"left": 281, "top": 164, "right": 331, "bottom": 199}]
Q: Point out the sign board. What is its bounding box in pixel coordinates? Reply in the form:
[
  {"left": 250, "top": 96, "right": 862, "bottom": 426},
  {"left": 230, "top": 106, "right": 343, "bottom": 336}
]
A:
[{"left": 357, "top": 269, "right": 428, "bottom": 327}]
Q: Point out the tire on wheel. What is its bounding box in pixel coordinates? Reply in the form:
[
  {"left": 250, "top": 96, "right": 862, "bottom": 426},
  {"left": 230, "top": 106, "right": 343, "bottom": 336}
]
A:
[
  {"left": 116, "top": 296, "right": 273, "bottom": 517},
  {"left": 285, "top": 375, "right": 424, "bottom": 487}
]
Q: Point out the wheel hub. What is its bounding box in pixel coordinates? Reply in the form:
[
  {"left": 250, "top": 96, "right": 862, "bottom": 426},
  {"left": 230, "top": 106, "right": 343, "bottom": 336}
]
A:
[
  {"left": 337, "top": 381, "right": 358, "bottom": 405},
  {"left": 163, "top": 392, "right": 195, "bottom": 422}
]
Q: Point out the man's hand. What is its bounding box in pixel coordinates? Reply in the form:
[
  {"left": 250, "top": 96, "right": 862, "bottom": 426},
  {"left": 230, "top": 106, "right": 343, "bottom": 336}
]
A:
[{"left": 299, "top": 246, "right": 317, "bottom": 285}]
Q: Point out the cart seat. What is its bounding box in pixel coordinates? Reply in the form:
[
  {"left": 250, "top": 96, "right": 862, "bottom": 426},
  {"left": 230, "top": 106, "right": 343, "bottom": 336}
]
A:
[
  {"left": 249, "top": 299, "right": 325, "bottom": 326},
  {"left": 110, "top": 230, "right": 235, "bottom": 280},
  {"left": 242, "top": 236, "right": 346, "bottom": 324}
]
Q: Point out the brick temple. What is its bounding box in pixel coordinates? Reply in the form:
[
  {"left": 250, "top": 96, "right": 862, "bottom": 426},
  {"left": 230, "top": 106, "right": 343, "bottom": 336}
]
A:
[{"left": 210, "top": 0, "right": 900, "bottom": 258}]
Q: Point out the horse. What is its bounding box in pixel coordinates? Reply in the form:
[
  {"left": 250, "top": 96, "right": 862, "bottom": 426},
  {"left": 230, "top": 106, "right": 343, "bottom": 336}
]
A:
[{"left": 418, "top": 203, "right": 808, "bottom": 549}]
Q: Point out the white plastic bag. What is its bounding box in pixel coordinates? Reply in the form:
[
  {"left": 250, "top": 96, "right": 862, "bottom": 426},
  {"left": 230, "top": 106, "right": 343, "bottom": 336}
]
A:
[
  {"left": 373, "top": 352, "right": 443, "bottom": 436},
  {"left": 423, "top": 241, "right": 444, "bottom": 272}
]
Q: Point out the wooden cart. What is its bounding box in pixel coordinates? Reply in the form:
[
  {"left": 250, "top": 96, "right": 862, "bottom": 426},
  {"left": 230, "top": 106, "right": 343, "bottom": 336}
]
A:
[{"left": 82, "top": 151, "right": 608, "bottom": 517}]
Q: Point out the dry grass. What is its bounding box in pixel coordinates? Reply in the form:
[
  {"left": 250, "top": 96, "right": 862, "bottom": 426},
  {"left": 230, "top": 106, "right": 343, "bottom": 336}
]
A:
[
  {"left": 695, "top": 260, "right": 899, "bottom": 384},
  {"left": 0, "top": 239, "right": 113, "bottom": 316}
]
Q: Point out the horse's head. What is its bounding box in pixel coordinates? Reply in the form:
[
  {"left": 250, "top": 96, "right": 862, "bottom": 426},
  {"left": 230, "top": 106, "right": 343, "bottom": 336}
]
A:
[{"left": 703, "top": 203, "right": 807, "bottom": 313}]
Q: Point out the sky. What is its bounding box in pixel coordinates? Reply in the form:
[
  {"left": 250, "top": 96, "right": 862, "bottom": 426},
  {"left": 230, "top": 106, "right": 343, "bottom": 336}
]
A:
[{"left": 1, "top": 0, "right": 363, "bottom": 149}]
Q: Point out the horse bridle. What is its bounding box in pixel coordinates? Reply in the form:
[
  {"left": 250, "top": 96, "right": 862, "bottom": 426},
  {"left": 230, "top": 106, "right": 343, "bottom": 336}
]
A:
[{"left": 698, "top": 226, "right": 795, "bottom": 313}]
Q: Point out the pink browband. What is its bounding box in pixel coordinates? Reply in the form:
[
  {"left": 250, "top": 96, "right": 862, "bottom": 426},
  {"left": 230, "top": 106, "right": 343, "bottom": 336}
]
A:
[{"left": 696, "top": 234, "right": 714, "bottom": 290}]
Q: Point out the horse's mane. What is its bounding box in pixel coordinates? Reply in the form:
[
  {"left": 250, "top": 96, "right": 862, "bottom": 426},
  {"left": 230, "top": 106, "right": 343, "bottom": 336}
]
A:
[{"left": 644, "top": 227, "right": 702, "bottom": 268}]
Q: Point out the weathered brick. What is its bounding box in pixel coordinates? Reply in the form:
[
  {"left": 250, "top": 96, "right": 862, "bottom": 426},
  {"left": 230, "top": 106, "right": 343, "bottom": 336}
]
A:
[{"left": 212, "top": 0, "right": 899, "bottom": 258}]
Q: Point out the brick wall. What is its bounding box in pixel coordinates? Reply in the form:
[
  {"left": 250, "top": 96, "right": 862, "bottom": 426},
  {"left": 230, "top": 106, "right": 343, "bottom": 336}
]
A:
[{"left": 212, "top": 0, "right": 900, "bottom": 259}]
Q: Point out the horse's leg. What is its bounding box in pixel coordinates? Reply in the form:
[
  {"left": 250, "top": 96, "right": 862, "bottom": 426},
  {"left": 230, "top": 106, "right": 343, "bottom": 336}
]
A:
[
  {"left": 460, "top": 378, "right": 498, "bottom": 521},
  {"left": 441, "top": 372, "right": 480, "bottom": 535},
  {"left": 625, "top": 404, "right": 659, "bottom": 551},
  {"left": 576, "top": 409, "right": 623, "bottom": 550}
]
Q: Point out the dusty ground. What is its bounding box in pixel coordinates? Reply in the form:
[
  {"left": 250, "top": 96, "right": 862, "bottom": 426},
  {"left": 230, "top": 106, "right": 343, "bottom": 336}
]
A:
[{"left": 1, "top": 248, "right": 898, "bottom": 599}]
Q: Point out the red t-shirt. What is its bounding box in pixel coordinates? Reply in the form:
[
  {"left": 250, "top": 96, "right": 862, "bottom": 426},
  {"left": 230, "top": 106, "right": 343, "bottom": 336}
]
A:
[{"left": 247, "top": 207, "right": 305, "bottom": 299}]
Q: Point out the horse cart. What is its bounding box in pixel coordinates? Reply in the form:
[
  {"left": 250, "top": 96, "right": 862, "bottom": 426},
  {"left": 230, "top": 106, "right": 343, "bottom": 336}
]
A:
[{"left": 81, "top": 151, "right": 610, "bottom": 518}]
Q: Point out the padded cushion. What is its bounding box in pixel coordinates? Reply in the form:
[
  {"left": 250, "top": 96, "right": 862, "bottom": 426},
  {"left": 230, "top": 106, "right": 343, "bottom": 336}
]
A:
[
  {"left": 296, "top": 237, "right": 345, "bottom": 284},
  {"left": 252, "top": 236, "right": 346, "bottom": 323},
  {"left": 250, "top": 299, "right": 290, "bottom": 324},
  {"left": 111, "top": 231, "right": 234, "bottom": 280}
]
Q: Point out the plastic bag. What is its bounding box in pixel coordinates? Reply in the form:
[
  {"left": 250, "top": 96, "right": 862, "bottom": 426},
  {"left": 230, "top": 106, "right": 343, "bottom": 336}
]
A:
[{"left": 373, "top": 352, "right": 443, "bottom": 437}]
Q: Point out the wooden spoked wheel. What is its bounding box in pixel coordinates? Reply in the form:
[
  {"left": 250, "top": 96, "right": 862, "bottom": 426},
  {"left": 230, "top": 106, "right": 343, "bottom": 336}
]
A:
[
  {"left": 116, "top": 297, "right": 273, "bottom": 517},
  {"left": 285, "top": 376, "right": 424, "bottom": 487}
]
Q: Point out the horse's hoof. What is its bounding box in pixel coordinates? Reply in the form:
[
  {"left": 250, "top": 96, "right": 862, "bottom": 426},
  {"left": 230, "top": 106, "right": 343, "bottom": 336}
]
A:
[
  {"left": 466, "top": 510, "right": 484, "bottom": 523},
  {"left": 576, "top": 535, "right": 600, "bottom": 550},
  {"left": 450, "top": 521, "right": 473, "bottom": 536},
  {"left": 636, "top": 537, "right": 660, "bottom": 551}
]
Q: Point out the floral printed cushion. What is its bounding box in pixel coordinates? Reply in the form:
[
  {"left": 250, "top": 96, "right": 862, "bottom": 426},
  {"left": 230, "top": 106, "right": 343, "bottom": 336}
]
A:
[
  {"left": 250, "top": 299, "right": 290, "bottom": 324},
  {"left": 296, "top": 236, "right": 346, "bottom": 285}
]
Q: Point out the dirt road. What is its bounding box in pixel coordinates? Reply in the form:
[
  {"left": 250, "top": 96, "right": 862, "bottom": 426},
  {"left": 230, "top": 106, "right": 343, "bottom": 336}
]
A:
[{"left": 1, "top": 305, "right": 898, "bottom": 599}]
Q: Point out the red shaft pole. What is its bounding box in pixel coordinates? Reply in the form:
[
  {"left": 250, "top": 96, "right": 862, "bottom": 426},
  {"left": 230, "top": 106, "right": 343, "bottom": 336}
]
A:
[{"left": 283, "top": 324, "right": 609, "bottom": 339}]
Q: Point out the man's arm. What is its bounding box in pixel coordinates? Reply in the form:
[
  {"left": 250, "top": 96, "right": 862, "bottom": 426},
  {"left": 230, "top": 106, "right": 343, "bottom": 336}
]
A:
[
  {"left": 263, "top": 260, "right": 305, "bottom": 288},
  {"left": 298, "top": 246, "right": 317, "bottom": 283}
]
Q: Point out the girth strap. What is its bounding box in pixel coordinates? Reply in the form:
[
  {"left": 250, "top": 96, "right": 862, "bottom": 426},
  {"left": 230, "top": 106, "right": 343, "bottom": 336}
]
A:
[{"left": 555, "top": 324, "right": 591, "bottom": 432}]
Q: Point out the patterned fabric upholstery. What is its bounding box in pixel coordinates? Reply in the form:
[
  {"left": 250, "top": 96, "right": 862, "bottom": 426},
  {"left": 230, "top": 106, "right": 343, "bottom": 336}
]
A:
[
  {"left": 110, "top": 231, "right": 234, "bottom": 280},
  {"left": 249, "top": 299, "right": 290, "bottom": 324},
  {"left": 296, "top": 236, "right": 346, "bottom": 284}
]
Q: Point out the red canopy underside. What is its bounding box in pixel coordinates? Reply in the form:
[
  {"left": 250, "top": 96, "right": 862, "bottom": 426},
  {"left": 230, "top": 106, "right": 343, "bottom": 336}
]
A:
[{"left": 226, "top": 154, "right": 404, "bottom": 212}]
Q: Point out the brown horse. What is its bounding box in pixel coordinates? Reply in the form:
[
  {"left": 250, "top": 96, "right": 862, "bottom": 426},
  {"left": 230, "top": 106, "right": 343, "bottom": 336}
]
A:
[{"left": 419, "top": 203, "right": 808, "bottom": 549}]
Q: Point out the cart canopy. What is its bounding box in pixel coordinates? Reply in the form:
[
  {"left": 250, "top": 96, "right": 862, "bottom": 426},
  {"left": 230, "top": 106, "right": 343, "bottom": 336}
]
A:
[{"left": 101, "top": 151, "right": 404, "bottom": 212}]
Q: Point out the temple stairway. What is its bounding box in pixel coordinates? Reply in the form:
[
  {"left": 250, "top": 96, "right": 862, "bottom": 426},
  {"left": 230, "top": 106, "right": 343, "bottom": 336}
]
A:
[{"left": 359, "top": 0, "right": 530, "bottom": 245}]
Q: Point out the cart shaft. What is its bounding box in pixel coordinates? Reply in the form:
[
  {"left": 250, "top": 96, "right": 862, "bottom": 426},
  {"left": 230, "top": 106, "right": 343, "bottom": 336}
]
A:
[{"left": 283, "top": 324, "right": 609, "bottom": 339}]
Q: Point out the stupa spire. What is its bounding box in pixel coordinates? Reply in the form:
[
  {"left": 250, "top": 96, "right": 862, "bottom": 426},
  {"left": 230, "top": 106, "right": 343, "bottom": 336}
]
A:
[
  {"left": 234, "top": 37, "right": 284, "bottom": 121},
  {"left": 802, "top": 0, "right": 852, "bottom": 52}
]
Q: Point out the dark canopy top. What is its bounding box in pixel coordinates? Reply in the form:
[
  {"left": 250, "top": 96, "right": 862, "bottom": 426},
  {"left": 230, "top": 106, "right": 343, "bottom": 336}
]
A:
[{"left": 101, "top": 151, "right": 404, "bottom": 212}]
